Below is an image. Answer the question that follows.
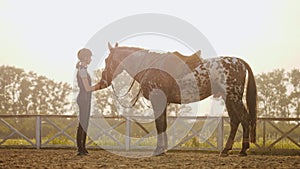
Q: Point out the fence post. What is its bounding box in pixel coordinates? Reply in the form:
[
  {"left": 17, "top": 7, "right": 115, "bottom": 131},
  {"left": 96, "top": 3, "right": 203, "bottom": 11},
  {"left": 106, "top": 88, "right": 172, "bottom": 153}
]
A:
[
  {"left": 36, "top": 115, "right": 41, "bottom": 149},
  {"left": 125, "top": 117, "right": 131, "bottom": 150},
  {"left": 263, "top": 120, "right": 266, "bottom": 148},
  {"left": 217, "top": 117, "right": 224, "bottom": 151}
]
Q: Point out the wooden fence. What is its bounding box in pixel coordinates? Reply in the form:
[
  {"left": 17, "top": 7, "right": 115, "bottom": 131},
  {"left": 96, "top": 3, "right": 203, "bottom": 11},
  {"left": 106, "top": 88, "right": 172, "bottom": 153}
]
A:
[{"left": 0, "top": 115, "right": 299, "bottom": 151}]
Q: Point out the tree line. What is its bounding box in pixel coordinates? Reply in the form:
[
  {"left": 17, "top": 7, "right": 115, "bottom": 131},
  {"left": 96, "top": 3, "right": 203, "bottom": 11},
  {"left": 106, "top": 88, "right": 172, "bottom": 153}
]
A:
[
  {"left": 0, "top": 65, "right": 71, "bottom": 115},
  {"left": 1, "top": 65, "right": 300, "bottom": 118},
  {"left": 256, "top": 69, "right": 300, "bottom": 118}
]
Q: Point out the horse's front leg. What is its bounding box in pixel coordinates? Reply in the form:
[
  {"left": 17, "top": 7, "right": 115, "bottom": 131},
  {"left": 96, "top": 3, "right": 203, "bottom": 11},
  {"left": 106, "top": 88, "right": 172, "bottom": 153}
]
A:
[
  {"left": 153, "top": 109, "right": 167, "bottom": 156},
  {"left": 150, "top": 89, "right": 168, "bottom": 156}
]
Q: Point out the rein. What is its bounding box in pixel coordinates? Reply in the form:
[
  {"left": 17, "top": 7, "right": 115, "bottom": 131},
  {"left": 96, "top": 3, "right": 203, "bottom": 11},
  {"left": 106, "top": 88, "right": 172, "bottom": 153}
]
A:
[{"left": 111, "top": 79, "right": 142, "bottom": 108}]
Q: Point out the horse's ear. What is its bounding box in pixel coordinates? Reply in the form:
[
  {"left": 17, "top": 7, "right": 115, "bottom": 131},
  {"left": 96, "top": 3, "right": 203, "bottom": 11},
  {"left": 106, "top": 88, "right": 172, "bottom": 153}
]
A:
[
  {"left": 196, "top": 50, "right": 201, "bottom": 57},
  {"left": 108, "top": 42, "right": 113, "bottom": 51},
  {"left": 115, "top": 42, "right": 118, "bottom": 47}
]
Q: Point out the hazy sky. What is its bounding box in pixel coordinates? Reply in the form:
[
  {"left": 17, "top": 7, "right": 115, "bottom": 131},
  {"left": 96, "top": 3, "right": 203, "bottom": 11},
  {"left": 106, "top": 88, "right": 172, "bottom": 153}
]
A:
[{"left": 1, "top": 0, "right": 300, "bottom": 85}]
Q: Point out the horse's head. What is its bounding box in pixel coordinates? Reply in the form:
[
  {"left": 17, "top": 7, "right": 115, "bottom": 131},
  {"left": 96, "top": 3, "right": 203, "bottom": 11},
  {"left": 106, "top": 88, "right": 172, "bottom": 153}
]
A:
[
  {"left": 97, "top": 42, "right": 119, "bottom": 88},
  {"left": 98, "top": 42, "right": 140, "bottom": 89}
]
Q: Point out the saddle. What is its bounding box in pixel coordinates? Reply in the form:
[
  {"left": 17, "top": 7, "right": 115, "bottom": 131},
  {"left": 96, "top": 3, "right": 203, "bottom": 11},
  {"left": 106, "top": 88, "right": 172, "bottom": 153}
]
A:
[{"left": 172, "top": 50, "right": 203, "bottom": 70}]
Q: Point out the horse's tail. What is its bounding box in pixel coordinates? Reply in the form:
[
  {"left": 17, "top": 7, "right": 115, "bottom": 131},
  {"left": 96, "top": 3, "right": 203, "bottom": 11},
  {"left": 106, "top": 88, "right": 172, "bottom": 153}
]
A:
[{"left": 241, "top": 59, "right": 257, "bottom": 143}]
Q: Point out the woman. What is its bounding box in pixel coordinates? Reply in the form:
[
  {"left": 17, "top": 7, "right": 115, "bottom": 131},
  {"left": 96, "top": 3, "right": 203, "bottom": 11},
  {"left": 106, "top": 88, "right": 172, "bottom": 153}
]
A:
[{"left": 75, "top": 48, "right": 101, "bottom": 155}]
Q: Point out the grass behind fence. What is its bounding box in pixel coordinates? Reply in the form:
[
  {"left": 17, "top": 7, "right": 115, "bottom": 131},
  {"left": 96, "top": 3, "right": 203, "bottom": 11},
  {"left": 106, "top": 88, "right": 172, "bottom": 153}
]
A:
[{"left": 1, "top": 136, "right": 299, "bottom": 150}]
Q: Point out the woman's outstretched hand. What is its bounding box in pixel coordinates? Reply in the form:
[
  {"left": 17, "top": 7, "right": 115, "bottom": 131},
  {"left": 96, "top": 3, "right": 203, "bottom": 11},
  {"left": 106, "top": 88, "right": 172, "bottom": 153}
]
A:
[{"left": 94, "top": 81, "right": 107, "bottom": 91}]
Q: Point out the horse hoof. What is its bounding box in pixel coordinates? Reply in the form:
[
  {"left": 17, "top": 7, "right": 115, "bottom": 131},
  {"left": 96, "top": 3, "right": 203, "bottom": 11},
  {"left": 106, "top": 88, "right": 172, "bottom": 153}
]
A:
[
  {"left": 219, "top": 153, "right": 229, "bottom": 157},
  {"left": 153, "top": 151, "right": 166, "bottom": 156},
  {"left": 238, "top": 152, "right": 247, "bottom": 157},
  {"left": 153, "top": 148, "right": 167, "bottom": 156}
]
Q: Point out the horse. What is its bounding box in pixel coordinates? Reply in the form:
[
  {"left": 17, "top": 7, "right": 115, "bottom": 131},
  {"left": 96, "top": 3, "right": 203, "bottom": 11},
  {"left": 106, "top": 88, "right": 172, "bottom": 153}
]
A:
[{"left": 97, "top": 42, "right": 257, "bottom": 157}]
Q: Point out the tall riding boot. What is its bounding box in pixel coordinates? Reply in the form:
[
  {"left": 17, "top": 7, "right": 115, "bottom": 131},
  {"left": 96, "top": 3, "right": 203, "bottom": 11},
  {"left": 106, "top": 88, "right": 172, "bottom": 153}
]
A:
[
  {"left": 82, "top": 131, "right": 89, "bottom": 154},
  {"left": 76, "top": 126, "right": 85, "bottom": 155}
]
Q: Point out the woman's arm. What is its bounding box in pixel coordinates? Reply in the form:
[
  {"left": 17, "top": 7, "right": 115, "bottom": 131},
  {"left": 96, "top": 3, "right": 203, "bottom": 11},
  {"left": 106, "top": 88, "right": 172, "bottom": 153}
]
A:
[
  {"left": 81, "top": 77, "right": 101, "bottom": 92},
  {"left": 78, "top": 67, "right": 103, "bottom": 92}
]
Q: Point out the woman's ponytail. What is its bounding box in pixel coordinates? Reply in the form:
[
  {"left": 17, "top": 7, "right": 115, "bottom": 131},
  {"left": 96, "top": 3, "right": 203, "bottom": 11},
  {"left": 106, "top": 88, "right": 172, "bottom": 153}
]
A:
[{"left": 76, "top": 61, "right": 81, "bottom": 69}]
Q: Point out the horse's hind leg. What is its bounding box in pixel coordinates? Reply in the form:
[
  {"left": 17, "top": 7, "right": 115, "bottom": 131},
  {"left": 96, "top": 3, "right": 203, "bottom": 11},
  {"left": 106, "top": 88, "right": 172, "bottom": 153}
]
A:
[
  {"left": 150, "top": 89, "right": 168, "bottom": 156},
  {"left": 220, "top": 100, "right": 240, "bottom": 157},
  {"left": 239, "top": 103, "right": 250, "bottom": 156},
  {"left": 220, "top": 100, "right": 251, "bottom": 157},
  {"left": 220, "top": 118, "right": 239, "bottom": 157}
]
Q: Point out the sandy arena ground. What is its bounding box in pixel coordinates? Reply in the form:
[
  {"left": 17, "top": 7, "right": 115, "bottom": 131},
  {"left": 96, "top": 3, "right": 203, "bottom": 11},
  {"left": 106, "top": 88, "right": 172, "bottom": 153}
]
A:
[{"left": 0, "top": 149, "right": 299, "bottom": 169}]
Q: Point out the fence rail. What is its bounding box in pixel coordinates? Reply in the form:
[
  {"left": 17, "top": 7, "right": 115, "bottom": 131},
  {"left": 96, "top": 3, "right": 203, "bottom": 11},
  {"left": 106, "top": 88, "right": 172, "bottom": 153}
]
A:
[{"left": 0, "top": 115, "right": 299, "bottom": 151}]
